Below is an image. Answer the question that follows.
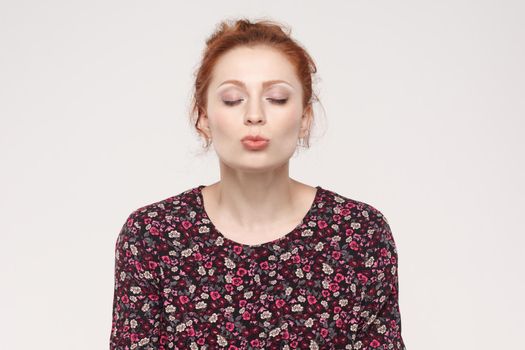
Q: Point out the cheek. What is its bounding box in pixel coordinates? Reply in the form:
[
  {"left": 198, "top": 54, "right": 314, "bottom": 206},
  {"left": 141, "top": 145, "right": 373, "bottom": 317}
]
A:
[
  {"left": 274, "top": 108, "right": 303, "bottom": 138},
  {"left": 207, "top": 107, "right": 238, "bottom": 136}
]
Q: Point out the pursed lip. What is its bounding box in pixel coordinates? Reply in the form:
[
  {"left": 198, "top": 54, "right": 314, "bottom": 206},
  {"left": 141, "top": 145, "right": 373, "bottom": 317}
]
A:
[{"left": 241, "top": 135, "right": 269, "bottom": 142}]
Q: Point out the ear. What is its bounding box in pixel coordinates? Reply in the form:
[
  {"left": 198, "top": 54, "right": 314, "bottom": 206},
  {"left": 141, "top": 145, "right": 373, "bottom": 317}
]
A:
[
  {"left": 300, "top": 104, "right": 313, "bottom": 138},
  {"left": 197, "top": 107, "right": 212, "bottom": 139}
]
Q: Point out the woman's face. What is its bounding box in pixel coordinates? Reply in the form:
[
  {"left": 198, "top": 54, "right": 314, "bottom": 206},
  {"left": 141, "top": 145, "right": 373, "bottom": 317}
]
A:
[{"left": 201, "top": 45, "right": 311, "bottom": 172}]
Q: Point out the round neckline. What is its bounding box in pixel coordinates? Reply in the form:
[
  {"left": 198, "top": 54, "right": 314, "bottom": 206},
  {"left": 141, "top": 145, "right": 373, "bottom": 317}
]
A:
[{"left": 196, "top": 184, "right": 322, "bottom": 249}]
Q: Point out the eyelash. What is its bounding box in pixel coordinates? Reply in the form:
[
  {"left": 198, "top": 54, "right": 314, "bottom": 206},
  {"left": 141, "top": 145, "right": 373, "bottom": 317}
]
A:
[{"left": 223, "top": 98, "right": 288, "bottom": 106}]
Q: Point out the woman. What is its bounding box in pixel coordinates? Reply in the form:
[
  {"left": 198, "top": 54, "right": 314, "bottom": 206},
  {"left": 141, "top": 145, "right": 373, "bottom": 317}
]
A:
[{"left": 110, "top": 18, "right": 406, "bottom": 350}]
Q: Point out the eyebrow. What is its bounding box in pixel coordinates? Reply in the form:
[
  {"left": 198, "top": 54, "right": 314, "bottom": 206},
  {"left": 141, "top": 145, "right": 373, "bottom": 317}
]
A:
[{"left": 217, "top": 79, "right": 294, "bottom": 90}]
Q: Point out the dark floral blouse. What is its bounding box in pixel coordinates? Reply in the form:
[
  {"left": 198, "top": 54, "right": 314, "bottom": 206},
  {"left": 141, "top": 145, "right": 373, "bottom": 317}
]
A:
[{"left": 109, "top": 185, "right": 406, "bottom": 349}]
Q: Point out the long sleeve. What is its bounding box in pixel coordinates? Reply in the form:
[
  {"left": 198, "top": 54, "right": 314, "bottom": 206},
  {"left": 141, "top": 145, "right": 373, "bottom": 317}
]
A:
[
  {"left": 109, "top": 212, "right": 163, "bottom": 350},
  {"left": 350, "top": 213, "right": 406, "bottom": 350}
]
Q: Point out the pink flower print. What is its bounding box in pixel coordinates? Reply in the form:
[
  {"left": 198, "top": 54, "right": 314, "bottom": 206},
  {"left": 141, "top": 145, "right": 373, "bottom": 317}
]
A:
[
  {"left": 181, "top": 220, "right": 192, "bottom": 230},
  {"left": 194, "top": 252, "right": 203, "bottom": 261},
  {"left": 231, "top": 277, "right": 243, "bottom": 286},
  {"left": 130, "top": 333, "right": 139, "bottom": 342},
  {"left": 320, "top": 328, "right": 329, "bottom": 338},
  {"left": 187, "top": 327, "right": 196, "bottom": 336},
  {"left": 179, "top": 295, "right": 189, "bottom": 304},
  {"left": 148, "top": 293, "right": 159, "bottom": 301},
  {"left": 121, "top": 294, "right": 129, "bottom": 304},
  {"left": 341, "top": 208, "right": 351, "bottom": 216},
  {"left": 380, "top": 247, "right": 388, "bottom": 257},
  {"left": 205, "top": 261, "right": 213, "bottom": 268},
  {"left": 161, "top": 255, "right": 171, "bottom": 264},
  {"left": 292, "top": 254, "right": 301, "bottom": 263},
  {"left": 148, "top": 261, "right": 158, "bottom": 270},
  {"left": 332, "top": 251, "right": 341, "bottom": 260},
  {"left": 334, "top": 273, "right": 345, "bottom": 282},
  {"left": 318, "top": 220, "right": 328, "bottom": 229},
  {"left": 303, "top": 265, "right": 311, "bottom": 272},
  {"left": 259, "top": 261, "right": 269, "bottom": 270},
  {"left": 349, "top": 240, "right": 359, "bottom": 251},
  {"left": 307, "top": 295, "right": 317, "bottom": 304},
  {"left": 345, "top": 228, "right": 354, "bottom": 236},
  {"left": 233, "top": 245, "right": 243, "bottom": 255},
  {"left": 370, "top": 339, "right": 381, "bottom": 348},
  {"left": 357, "top": 272, "right": 368, "bottom": 284},
  {"left": 226, "top": 321, "right": 235, "bottom": 332},
  {"left": 275, "top": 299, "right": 286, "bottom": 308},
  {"left": 345, "top": 201, "right": 356, "bottom": 209},
  {"left": 134, "top": 261, "right": 143, "bottom": 272},
  {"left": 329, "top": 282, "right": 340, "bottom": 292},
  {"left": 210, "top": 291, "right": 221, "bottom": 300},
  {"left": 242, "top": 311, "right": 251, "bottom": 320},
  {"left": 149, "top": 226, "right": 160, "bottom": 236},
  {"left": 250, "top": 339, "right": 261, "bottom": 347},
  {"left": 236, "top": 267, "right": 248, "bottom": 276}
]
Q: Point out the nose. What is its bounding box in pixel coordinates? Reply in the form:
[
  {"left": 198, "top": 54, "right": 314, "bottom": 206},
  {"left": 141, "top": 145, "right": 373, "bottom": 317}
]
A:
[{"left": 244, "top": 99, "right": 266, "bottom": 125}]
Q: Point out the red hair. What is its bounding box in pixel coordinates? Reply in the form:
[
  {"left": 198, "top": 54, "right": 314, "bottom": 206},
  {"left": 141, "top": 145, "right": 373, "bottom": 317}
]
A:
[{"left": 189, "top": 17, "right": 320, "bottom": 151}]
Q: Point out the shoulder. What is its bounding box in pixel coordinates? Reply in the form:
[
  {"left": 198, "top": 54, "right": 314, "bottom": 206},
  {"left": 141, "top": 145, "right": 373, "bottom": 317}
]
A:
[
  {"left": 116, "top": 185, "right": 202, "bottom": 249},
  {"left": 124, "top": 185, "right": 202, "bottom": 227},
  {"left": 320, "top": 186, "right": 390, "bottom": 226},
  {"left": 319, "top": 186, "right": 396, "bottom": 249}
]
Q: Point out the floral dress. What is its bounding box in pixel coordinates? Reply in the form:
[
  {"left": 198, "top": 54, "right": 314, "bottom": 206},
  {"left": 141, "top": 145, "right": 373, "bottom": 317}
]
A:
[{"left": 109, "top": 185, "right": 406, "bottom": 349}]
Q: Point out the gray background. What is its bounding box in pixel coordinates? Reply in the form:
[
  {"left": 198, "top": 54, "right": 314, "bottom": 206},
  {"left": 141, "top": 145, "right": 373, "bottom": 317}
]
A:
[{"left": 1, "top": 0, "right": 524, "bottom": 349}]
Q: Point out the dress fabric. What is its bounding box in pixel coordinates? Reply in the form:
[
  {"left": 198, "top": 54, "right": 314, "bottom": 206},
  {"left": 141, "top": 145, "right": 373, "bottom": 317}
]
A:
[{"left": 109, "top": 185, "right": 406, "bottom": 350}]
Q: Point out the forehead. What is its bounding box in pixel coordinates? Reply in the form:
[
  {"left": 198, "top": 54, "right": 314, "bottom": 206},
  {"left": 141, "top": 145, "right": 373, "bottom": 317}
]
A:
[{"left": 209, "top": 45, "right": 301, "bottom": 89}]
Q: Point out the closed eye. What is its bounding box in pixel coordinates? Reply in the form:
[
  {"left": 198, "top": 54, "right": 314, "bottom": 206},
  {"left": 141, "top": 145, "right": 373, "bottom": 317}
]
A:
[
  {"left": 223, "top": 99, "right": 243, "bottom": 106},
  {"left": 222, "top": 98, "right": 288, "bottom": 107},
  {"left": 268, "top": 98, "right": 288, "bottom": 105}
]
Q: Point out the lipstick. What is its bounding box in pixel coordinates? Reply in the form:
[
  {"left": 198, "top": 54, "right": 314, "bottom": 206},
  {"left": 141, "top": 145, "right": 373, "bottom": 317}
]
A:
[{"left": 241, "top": 135, "right": 270, "bottom": 150}]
